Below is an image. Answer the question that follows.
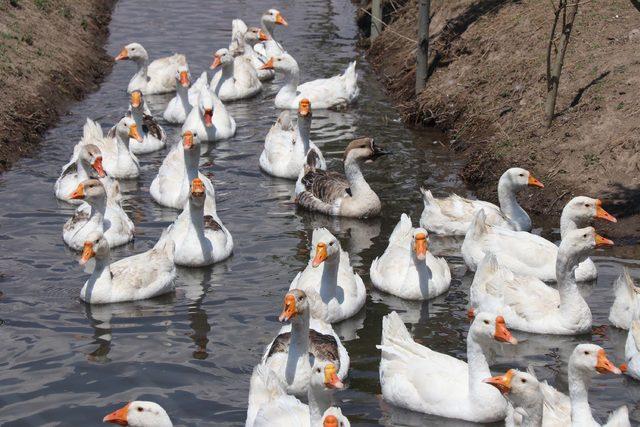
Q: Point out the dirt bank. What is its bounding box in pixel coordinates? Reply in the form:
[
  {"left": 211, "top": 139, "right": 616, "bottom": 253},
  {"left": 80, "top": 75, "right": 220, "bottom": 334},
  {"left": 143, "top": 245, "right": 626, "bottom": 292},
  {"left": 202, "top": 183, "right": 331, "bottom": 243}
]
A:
[
  {"left": 0, "top": 0, "right": 115, "bottom": 172},
  {"left": 357, "top": 0, "right": 640, "bottom": 241}
]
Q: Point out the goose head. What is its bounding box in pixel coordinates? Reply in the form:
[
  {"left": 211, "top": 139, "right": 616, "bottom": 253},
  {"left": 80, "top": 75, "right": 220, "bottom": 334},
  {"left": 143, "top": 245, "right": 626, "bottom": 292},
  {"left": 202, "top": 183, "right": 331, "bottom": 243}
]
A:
[
  {"left": 116, "top": 116, "right": 143, "bottom": 143},
  {"left": 69, "top": 178, "right": 106, "bottom": 203},
  {"left": 244, "top": 27, "right": 269, "bottom": 44},
  {"left": 412, "top": 228, "right": 428, "bottom": 261},
  {"left": 278, "top": 289, "right": 309, "bottom": 322},
  {"left": 262, "top": 8, "right": 288, "bottom": 27},
  {"left": 189, "top": 178, "right": 206, "bottom": 206},
  {"left": 103, "top": 401, "right": 173, "bottom": 427},
  {"left": 129, "top": 90, "right": 144, "bottom": 111},
  {"left": 175, "top": 65, "right": 190, "bottom": 88},
  {"left": 470, "top": 313, "right": 518, "bottom": 345},
  {"left": 559, "top": 227, "right": 613, "bottom": 265},
  {"left": 79, "top": 144, "right": 105, "bottom": 178},
  {"left": 323, "top": 408, "right": 350, "bottom": 427},
  {"left": 500, "top": 167, "right": 544, "bottom": 190},
  {"left": 80, "top": 231, "right": 109, "bottom": 265},
  {"left": 210, "top": 48, "right": 234, "bottom": 70},
  {"left": 182, "top": 130, "right": 199, "bottom": 151},
  {"left": 114, "top": 42, "right": 149, "bottom": 63},
  {"left": 197, "top": 89, "right": 214, "bottom": 127},
  {"left": 298, "top": 98, "right": 312, "bottom": 119},
  {"left": 311, "top": 359, "right": 344, "bottom": 390},
  {"left": 259, "top": 53, "right": 297, "bottom": 74},
  {"left": 570, "top": 343, "right": 621, "bottom": 377},
  {"left": 343, "top": 138, "right": 390, "bottom": 164},
  {"left": 484, "top": 368, "right": 541, "bottom": 403},
  {"left": 563, "top": 196, "right": 617, "bottom": 225},
  {"left": 311, "top": 228, "right": 341, "bottom": 267}
]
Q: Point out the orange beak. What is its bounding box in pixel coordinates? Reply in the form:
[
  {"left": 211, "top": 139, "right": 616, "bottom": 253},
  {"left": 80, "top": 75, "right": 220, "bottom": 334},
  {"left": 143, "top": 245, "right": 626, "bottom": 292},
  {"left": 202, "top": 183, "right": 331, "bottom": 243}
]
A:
[
  {"left": 312, "top": 243, "right": 328, "bottom": 268},
  {"left": 298, "top": 99, "right": 311, "bottom": 116},
  {"left": 275, "top": 12, "right": 288, "bottom": 26},
  {"left": 179, "top": 71, "right": 190, "bottom": 87},
  {"left": 595, "top": 233, "right": 614, "bottom": 248},
  {"left": 183, "top": 131, "right": 194, "bottom": 149},
  {"left": 527, "top": 174, "right": 544, "bottom": 188},
  {"left": 79, "top": 242, "right": 96, "bottom": 265},
  {"left": 324, "top": 363, "right": 344, "bottom": 389},
  {"left": 258, "top": 30, "right": 269, "bottom": 41},
  {"left": 596, "top": 349, "right": 621, "bottom": 374},
  {"left": 128, "top": 124, "right": 143, "bottom": 142},
  {"left": 103, "top": 402, "right": 130, "bottom": 425},
  {"left": 259, "top": 57, "right": 274, "bottom": 70},
  {"left": 494, "top": 316, "right": 518, "bottom": 344},
  {"left": 323, "top": 415, "right": 339, "bottom": 427},
  {"left": 467, "top": 307, "right": 475, "bottom": 320},
  {"left": 483, "top": 369, "right": 514, "bottom": 395},
  {"left": 92, "top": 157, "right": 106, "bottom": 178},
  {"left": 210, "top": 55, "right": 222, "bottom": 70},
  {"left": 204, "top": 108, "right": 213, "bottom": 127},
  {"left": 114, "top": 47, "right": 128, "bottom": 61},
  {"left": 69, "top": 183, "right": 85, "bottom": 200},
  {"left": 620, "top": 363, "right": 628, "bottom": 373},
  {"left": 191, "top": 178, "right": 205, "bottom": 197},
  {"left": 130, "top": 91, "right": 141, "bottom": 108},
  {"left": 279, "top": 294, "right": 297, "bottom": 322},
  {"left": 595, "top": 200, "right": 617, "bottom": 223},
  {"left": 414, "top": 233, "right": 427, "bottom": 260}
]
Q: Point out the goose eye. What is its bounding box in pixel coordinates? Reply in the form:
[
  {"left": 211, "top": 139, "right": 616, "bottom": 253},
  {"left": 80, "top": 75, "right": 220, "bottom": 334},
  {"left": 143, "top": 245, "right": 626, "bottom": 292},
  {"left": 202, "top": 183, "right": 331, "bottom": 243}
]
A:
[
  {"left": 583, "top": 234, "right": 587, "bottom": 238},
  {"left": 519, "top": 173, "right": 524, "bottom": 177},
  {"left": 584, "top": 351, "right": 590, "bottom": 355},
  {"left": 585, "top": 204, "right": 590, "bottom": 208},
  {"left": 483, "top": 320, "right": 489, "bottom": 325},
  {"left": 329, "top": 242, "right": 335, "bottom": 246},
  {"left": 521, "top": 379, "right": 526, "bottom": 383},
  {"left": 137, "top": 407, "right": 143, "bottom": 412},
  {"left": 316, "top": 368, "right": 321, "bottom": 373}
]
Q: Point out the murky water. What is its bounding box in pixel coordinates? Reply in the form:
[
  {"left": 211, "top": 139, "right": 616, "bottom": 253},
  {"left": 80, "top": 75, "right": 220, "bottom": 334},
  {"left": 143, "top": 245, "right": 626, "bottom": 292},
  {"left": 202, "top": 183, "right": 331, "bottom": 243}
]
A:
[{"left": 0, "top": 0, "right": 639, "bottom": 425}]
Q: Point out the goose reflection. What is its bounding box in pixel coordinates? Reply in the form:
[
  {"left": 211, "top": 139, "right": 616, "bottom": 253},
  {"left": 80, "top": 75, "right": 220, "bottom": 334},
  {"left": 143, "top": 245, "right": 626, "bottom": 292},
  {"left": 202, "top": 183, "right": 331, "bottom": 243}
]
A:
[{"left": 178, "top": 266, "right": 216, "bottom": 360}]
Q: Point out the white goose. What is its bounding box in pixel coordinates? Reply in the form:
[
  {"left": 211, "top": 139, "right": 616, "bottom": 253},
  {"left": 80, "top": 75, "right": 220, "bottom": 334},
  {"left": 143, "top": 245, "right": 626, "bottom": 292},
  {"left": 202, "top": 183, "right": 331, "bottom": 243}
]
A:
[
  {"left": 260, "top": 99, "right": 326, "bottom": 180},
  {"left": 163, "top": 64, "right": 192, "bottom": 124},
  {"left": 261, "top": 289, "right": 349, "bottom": 397},
  {"left": 420, "top": 167, "right": 544, "bottom": 235},
  {"left": 55, "top": 144, "right": 106, "bottom": 204},
  {"left": 124, "top": 90, "right": 166, "bottom": 154},
  {"left": 484, "top": 367, "right": 571, "bottom": 427},
  {"left": 63, "top": 179, "right": 134, "bottom": 251},
  {"left": 79, "top": 231, "right": 175, "bottom": 304},
  {"left": 295, "top": 138, "right": 388, "bottom": 218},
  {"left": 150, "top": 130, "right": 217, "bottom": 213},
  {"left": 230, "top": 20, "right": 274, "bottom": 81},
  {"left": 209, "top": 48, "right": 262, "bottom": 101},
  {"left": 567, "top": 344, "right": 629, "bottom": 427},
  {"left": 469, "top": 227, "right": 614, "bottom": 335},
  {"left": 166, "top": 178, "right": 233, "bottom": 267},
  {"left": 461, "top": 196, "right": 617, "bottom": 282},
  {"left": 378, "top": 311, "right": 517, "bottom": 423},
  {"left": 290, "top": 228, "right": 366, "bottom": 323},
  {"left": 114, "top": 42, "right": 185, "bottom": 94},
  {"left": 253, "top": 9, "right": 288, "bottom": 59},
  {"left": 261, "top": 53, "right": 359, "bottom": 110},
  {"left": 370, "top": 213, "right": 451, "bottom": 300},
  {"left": 247, "top": 361, "right": 348, "bottom": 427},
  {"left": 609, "top": 268, "right": 640, "bottom": 330},
  {"left": 182, "top": 87, "right": 236, "bottom": 142},
  {"left": 623, "top": 314, "right": 640, "bottom": 381},
  {"left": 103, "top": 401, "right": 173, "bottom": 427}
]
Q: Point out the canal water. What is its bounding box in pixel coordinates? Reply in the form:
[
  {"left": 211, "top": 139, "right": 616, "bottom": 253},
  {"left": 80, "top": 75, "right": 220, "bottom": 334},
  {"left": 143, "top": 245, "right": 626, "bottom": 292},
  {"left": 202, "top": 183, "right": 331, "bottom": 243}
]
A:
[{"left": 0, "top": 0, "right": 638, "bottom": 425}]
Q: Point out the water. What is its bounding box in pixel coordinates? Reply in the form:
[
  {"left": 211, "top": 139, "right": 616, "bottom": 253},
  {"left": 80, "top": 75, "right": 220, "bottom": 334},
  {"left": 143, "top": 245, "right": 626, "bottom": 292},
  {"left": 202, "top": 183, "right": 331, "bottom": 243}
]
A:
[{"left": 0, "top": 0, "right": 638, "bottom": 425}]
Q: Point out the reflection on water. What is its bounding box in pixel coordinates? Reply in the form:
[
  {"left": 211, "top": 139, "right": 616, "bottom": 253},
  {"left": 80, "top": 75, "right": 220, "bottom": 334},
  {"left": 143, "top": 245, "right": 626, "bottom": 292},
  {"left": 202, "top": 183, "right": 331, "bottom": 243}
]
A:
[{"left": 0, "top": 0, "right": 638, "bottom": 425}]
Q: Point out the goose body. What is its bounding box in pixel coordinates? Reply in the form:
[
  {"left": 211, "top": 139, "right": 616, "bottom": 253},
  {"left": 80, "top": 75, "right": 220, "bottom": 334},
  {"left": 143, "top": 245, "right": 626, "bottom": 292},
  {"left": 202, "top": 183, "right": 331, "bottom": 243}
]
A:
[
  {"left": 163, "top": 65, "right": 195, "bottom": 124},
  {"left": 420, "top": 168, "right": 543, "bottom": 235},
  {"left": 79, "top": 231, "right": 175, "bottom": 304},
  {"left": 262, "top": 53, "right": 359, "bottom": 110},
  {"left": 261, "top": 290, "right": 349, "bottom": 397},
  {"left": 123, "top": 91, "right": 166, "bottom": 154},
  {"left": 469, "top": 227, "right": 613, "bottom": 335},
  {"left": 295, "top": 138, "right": 388, "bottom": 218},
  {"left": 290, "top": 228, "right": 365, "bottom": 323},
  {"left": 609, "top": 268, "right": 640, "bottom": 330},
  {"left": 63, "top": 179, "right": 134, "bottom": 251},
  {"left": 370, "top": 214, "right": 451, "bottom": 300},
  {"left": 166, "top": 178, "right": 232, "bottom": 267},
  {"left": 260, "top": 99, "right": 326, "bottom": 180},
  {"left": 210, "top": 48, "right": 262, "bottom": 101},
  {"left": 182, "top": 87, "right": 236, "bottom": 142},
  {"left": 624, "top": 318, "right": 640, "bottom": 381},
  {"left": 115, "top": 42, "right": 185, "bottom": 95},
  {"left": 378, "top": 311, "right": 516, "bottom": 423}
]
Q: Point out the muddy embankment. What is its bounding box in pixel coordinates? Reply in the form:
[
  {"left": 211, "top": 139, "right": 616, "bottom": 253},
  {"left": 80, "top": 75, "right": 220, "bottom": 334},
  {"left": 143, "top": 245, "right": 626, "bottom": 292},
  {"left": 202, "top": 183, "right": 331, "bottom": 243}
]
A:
[
  {"left": 0, "top": 0, "right": 116, "bottom": 173},
  {"left": 356, "top": 0, "right": 640, "bottom": 241}
]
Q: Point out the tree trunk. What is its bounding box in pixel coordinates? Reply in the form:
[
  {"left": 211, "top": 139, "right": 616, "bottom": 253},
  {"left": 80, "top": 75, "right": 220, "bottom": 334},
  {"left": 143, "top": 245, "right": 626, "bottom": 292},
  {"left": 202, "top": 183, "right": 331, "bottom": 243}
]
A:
[
  {"left": 371, "top": 0, "right": 382, "bottom": 40},
  {"left": 545, "top": 1, "right": 579, "bottom": 128},
  {"left": 415, "top": 0, "right": 431, "bottom": 94}
]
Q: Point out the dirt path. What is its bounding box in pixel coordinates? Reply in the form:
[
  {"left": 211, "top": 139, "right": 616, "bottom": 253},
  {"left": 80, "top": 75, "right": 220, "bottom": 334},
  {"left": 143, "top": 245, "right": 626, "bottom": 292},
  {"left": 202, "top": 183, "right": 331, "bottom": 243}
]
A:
[
  {"left": 0, "top": 0, "right": 115, "bottom": 172},
  {"left": 356, "top": 0, "right": 640, "bottom": 241}
]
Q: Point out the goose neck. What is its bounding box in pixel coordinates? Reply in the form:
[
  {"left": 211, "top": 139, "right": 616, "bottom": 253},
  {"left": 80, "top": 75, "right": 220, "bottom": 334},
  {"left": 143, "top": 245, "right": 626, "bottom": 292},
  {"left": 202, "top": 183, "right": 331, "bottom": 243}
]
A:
[
  {"left": 344, "top": 158, "right": 373, "bottom": 197},
  {"left": 183, "top": 148, "right": 200, "bottom": 183},
  {"left": 466, "top": 334, "right": 493, "bottom": 395},
  {"left": 497, "top": 178, "right": 529, "bottom": 230},
  {"left": 308, "top": 385, "right": 332, "bottom": 426},
  {"left": 186, "top": 199, "right": 206, "bottom": 238},
  {"left": 295, "top": 115, "right": 311, "bottom": 155},
  {"left": 77, "top": 158, "right": 92, "bottom": 181},
  {"left": 560, "top": 210, "right": 578, "bottom": 240},
  {"left": 568, "top": 366, "right": 596, "bottom": 426},
  {"left": 289, "top": 309, "right": 310, "bottom": 351},
  {"left": 319, "top": 256, "right": 339, "bottom": 302}
]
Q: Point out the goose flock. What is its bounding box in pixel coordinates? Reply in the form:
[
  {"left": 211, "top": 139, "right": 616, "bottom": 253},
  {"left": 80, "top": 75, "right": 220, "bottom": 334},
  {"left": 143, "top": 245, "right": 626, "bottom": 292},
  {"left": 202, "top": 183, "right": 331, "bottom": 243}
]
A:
[{"left": 48, "top": 8, "right": 636, "bottom": 427}]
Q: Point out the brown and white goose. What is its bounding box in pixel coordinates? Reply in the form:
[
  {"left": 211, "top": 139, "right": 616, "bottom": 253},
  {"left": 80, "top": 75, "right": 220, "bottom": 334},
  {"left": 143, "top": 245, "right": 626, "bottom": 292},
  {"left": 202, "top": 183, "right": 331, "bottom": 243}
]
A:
[{"left": 295, "top": 138, "right": 389, "bottom": 218}]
